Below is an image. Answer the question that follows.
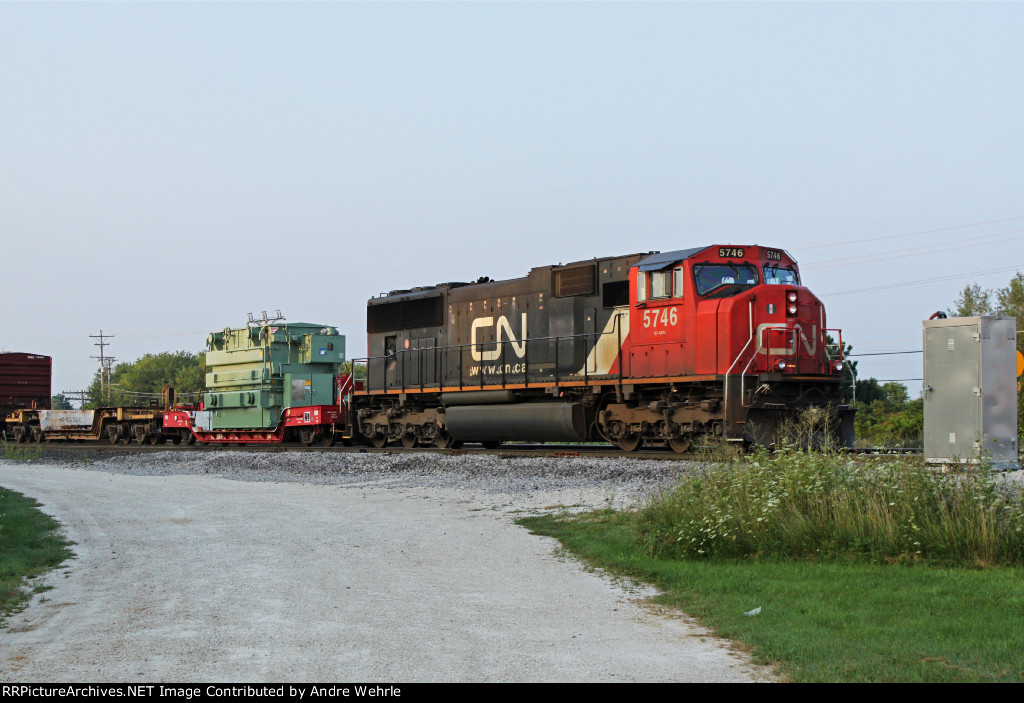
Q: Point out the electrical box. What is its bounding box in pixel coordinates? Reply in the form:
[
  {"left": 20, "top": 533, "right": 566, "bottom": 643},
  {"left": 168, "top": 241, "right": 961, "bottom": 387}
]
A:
[{"left": 923, "top": 314, "right": 1019, "bottom": 470}]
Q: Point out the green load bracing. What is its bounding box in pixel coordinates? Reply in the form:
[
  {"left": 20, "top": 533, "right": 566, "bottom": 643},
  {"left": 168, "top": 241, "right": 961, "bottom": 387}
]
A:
[{"left": 203, "top": 321, "right": 346, "bottom": 430}]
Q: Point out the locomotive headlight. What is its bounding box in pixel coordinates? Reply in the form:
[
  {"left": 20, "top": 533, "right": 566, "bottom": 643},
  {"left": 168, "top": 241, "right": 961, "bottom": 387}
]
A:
[
  {"left": 787, "top": 291, "right": 798, "bottom": 303},
  {"left": 787, "top": 304, "right": 798, "bottom": 315},
  {"left": 776, "top": 359, "right": 787, "bottom": 371},
  {"left": 833, "top": 360, "right": 844, "bottom": 372}
]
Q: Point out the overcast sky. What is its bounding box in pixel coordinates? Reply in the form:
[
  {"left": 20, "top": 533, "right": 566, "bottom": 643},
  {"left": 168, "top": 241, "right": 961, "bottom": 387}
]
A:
[{"left": 2, "top": 1, "right": 1022, "bottom": 396}]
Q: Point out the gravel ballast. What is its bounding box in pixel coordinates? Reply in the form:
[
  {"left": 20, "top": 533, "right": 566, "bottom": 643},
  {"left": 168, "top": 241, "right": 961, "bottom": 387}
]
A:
[{"left": 0, "top": 451, "right": 773, "bottom": 682}]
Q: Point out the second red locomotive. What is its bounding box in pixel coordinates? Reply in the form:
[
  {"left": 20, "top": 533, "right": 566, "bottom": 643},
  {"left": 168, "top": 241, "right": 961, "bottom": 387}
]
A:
[{"left": 353, "top": 244, "right": 852, "bottom": 451}]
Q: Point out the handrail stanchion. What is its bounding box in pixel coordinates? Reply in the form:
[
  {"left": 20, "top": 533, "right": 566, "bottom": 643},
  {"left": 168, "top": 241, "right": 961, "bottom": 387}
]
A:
[{"left": 555, "top": 337, "right": 560, "bottom": 386}]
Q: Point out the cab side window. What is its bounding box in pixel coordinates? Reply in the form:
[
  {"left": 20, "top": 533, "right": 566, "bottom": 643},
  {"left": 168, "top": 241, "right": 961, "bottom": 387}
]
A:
[
  {"left": 637, "top": 272, "right": 648, "bottom": 303},
  {"left": 673, "top": 267, "right": 684, "bottom": 298},
  {"left": 650, "top": 271, "right": 670, "bottom": 299}
]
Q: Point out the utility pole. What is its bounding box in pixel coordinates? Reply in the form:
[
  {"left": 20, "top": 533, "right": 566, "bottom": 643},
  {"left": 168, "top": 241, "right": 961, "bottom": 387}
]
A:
[
  {"left": 60, "top": 390, "right": 88, "bottom": 410},
  {"left": 90, "top": 330, "right": 115, "bottom": 404}
]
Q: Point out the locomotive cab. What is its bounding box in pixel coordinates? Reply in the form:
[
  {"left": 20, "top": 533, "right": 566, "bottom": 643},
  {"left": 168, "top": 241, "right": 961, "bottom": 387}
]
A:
[
  {"left": 625, "top": 245, "right": 851, "bottom": 448},
  {"left": 629, "top": 245, "right": 844, "bottom": 377}
]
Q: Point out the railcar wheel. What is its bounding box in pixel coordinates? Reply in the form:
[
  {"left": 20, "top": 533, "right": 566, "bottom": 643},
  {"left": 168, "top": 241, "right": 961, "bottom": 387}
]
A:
[
  {"left": 118, "top": 424, "right": 131, "bottom": 445},
  {"left": 299, "top": 428, "right": 315, "bottom": 446},
  {"left": 148, "top": 433, "right": 162, "bottom": 446},
  {"left": 182, "top": 433, "right": 196, "bottom": 446},
  {"left": 668, "top": 436, "right": 691, "bottom": 454},
  {"left": 107, "top": 426, "right": 119, "bottom": 444},
  {"left": 401, "top": 434, "right": 418, "bottom": 449},
  {"left": 433, "top": 431, "right": 455, "bottom": 449},
  {"left": 369, "top": 434, "right": 388, "bottom": 449},
  {"left": 171, "top": 434, "right": 183, "bottom": 445},
  {"left": 321, "top": 430, "right": 337, "bottom": 447},
  {"left": 616, "top": 434, "right": 642, "bottom": 452}
]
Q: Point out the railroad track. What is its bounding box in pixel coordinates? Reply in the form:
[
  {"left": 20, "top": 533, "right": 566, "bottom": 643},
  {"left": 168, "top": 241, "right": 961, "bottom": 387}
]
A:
[{"left": 21, "top": 441, "right": 927, "bottom": 462}]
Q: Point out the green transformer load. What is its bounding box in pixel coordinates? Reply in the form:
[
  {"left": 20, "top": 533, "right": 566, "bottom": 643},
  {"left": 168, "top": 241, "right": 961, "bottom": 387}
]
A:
[{"left": 203, "top": 321, "right": 346, "bottom": 431}]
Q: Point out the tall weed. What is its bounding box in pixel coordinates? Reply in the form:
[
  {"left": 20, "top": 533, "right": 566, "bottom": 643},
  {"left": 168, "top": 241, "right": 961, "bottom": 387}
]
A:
[{"left": 637, "top": 449, "right": 1024, "bottom": 566}]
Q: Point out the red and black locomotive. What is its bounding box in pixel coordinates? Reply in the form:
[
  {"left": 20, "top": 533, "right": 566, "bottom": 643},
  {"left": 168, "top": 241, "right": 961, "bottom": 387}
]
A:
[{"left": 353, "top": 244, "right": 852, "bottom": 451}]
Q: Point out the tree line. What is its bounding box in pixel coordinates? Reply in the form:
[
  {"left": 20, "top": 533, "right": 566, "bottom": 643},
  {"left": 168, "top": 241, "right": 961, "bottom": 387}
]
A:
[
  {"left": 854, "top": 272, "right": 1023, "bottom": 446},
  {"left": 52, "top": 351, "right": 206, "bottom": 410}
]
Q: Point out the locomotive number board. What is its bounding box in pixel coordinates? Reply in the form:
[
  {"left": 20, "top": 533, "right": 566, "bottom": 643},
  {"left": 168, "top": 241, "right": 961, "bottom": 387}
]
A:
[{"left": 717, "top": 247, "right": 785, "bottom": 261}]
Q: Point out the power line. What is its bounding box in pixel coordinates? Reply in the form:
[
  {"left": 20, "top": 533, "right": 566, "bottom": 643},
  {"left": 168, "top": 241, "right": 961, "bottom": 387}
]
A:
[
  {"left": 793, "top": 215, "right": 1024, "bottom": 251},
  {"left": 802, "top": 227, "right": 1024, "bottom": 267},
  {"left": 848, "top": 350, "right": 922, "bottom": 357},
  {"left": 819, "top": 263, "right": 1024, "bottom": 297},
  {"left": 850, "top": 338, "right": 919, "bottom": 345},
  {"left": 60, "top": 389, "right": 88, "bottom": 409},
  {"left": 806, "top": 230, "right": 1024, "bottom": 270}
]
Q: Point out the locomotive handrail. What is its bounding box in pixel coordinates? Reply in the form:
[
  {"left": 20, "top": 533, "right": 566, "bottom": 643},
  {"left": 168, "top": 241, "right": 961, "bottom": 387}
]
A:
[
  {"left": 739, "top": 324, "right": 799, "bottom": 404},
  {"left": 723, "top": 299, "right": 757, "bottom": 424},
  {"left": 352, "top": 321, "right": 630, "bottom": 395}
]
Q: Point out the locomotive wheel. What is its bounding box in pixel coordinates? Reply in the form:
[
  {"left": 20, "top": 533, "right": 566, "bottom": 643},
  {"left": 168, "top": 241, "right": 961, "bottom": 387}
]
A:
[
  {"left": 433, "top": 431, "right": 455, "bottom": 449},
  {"left": 668, "top": 436, "right": 692, "bottom": 454},
  {"left": 401, "top": 434, "right": 418, "bottom": 449},
  {"left": 616, "top": 434, "right": 642, "bottom": 452},
  {"left": 369, "top": 434, "right": 388, "bottom": 449}
]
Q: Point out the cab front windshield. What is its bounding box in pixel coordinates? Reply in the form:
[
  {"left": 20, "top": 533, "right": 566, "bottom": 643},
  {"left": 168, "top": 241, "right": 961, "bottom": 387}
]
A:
[
  {"left": 763, "top": 265, "right": 800, "bottom": 286},
  {"left": 694, "top": 263, "right": 760, "bottom": 298}
]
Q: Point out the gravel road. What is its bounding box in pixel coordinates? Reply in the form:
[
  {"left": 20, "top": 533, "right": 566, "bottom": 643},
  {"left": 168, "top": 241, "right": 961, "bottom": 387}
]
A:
[{"left": 0, "top": 451, "right": 773, "bottom": 682}]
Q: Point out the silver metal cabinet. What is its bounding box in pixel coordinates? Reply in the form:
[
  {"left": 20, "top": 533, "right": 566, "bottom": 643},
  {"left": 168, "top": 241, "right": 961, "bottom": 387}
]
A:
[{"left": 923, "top": 314, "right": 1019, "bottom": 470}]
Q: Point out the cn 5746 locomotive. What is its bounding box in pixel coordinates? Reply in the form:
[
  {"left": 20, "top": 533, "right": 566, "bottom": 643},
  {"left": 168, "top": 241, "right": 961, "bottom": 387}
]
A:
[{"left": 353, "top": 244, "right": 853, "bottom": 451}]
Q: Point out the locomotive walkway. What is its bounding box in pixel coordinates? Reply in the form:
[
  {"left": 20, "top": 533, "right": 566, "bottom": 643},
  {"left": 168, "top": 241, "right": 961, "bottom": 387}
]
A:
[{"left": 0, "top": 461, "right": 771, "bottom": 682}]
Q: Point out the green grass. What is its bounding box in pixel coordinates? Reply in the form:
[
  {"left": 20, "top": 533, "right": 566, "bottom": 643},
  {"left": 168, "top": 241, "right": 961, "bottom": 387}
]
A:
[
  {"left": 0, "top": 487, "right": 74, "bottom": 624},
  {"left": 519, "top": 510, "right": 1024, "bottom": 682}
]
